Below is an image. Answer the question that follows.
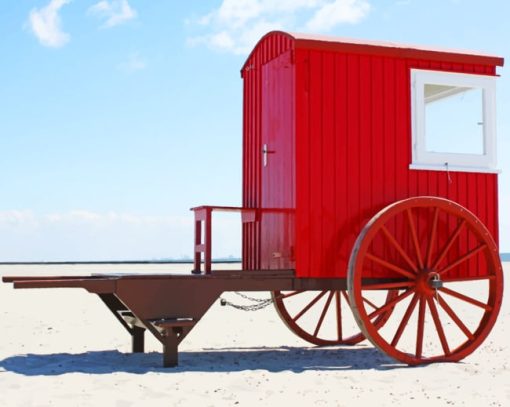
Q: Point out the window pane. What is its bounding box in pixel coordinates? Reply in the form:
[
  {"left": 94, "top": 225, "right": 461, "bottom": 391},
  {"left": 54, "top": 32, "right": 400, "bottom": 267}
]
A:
[{"left": 425, "top": 85, "right": 484, "bottom": 155}]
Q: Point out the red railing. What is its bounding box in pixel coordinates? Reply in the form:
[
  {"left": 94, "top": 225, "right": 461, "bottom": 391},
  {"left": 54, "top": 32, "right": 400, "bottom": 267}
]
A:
[{"left": 190, "top": 206, "right": 257, "bottom": 274}]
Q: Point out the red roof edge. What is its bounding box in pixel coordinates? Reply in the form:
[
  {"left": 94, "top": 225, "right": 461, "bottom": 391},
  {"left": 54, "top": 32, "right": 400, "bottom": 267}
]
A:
[
  {"left": 240, "top": 31, "right": 295, "bottom": 75},
  {"left": 241, "top": 31, "right": 504, "bottom": 73}
]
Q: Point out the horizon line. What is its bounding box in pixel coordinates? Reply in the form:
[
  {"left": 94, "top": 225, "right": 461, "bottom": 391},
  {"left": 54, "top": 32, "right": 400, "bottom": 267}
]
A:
[
  {"left": 0, "top": 258, "right": 242, "bottom": 265},
  {"left": 1, "top": 253, "right": 509, "bottom": 265}
]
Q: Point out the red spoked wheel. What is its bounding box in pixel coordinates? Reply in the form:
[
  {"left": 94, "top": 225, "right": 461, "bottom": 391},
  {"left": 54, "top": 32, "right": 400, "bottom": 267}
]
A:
[
  {"left": 272, "top": 289, "right": 397, "bottom": 345},
  {"left": 348, "top": 196, "right": 503, "bottom": 364}
]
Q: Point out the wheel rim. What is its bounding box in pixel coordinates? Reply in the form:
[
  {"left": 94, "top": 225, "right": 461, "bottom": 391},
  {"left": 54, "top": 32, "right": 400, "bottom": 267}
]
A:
[
  {"left": 272, "top": 289, "right": 397, "bottom": 346},
  {"left": 348, "top": 197, "right": 503, "bottom": 364}
]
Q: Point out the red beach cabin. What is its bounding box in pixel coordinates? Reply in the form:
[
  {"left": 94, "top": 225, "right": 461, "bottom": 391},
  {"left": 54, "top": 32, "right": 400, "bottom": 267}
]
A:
[{"left": 241, "top": 31, "right": 503, "bottom": 278}]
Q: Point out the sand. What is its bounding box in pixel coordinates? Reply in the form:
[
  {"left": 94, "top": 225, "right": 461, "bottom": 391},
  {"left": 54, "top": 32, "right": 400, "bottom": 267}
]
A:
[{"left": 0, "top": 263, "right": 508, "bottom": 407}]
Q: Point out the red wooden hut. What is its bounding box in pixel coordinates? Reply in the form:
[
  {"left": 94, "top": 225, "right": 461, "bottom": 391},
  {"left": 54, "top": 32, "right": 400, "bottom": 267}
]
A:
[{"left": 241, "top": 31, "right": 503, "bottom": 279}]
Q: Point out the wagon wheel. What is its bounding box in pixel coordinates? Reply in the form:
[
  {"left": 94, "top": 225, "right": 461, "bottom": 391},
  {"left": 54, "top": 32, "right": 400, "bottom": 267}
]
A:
[
  {"left": 348, "top": 196, "right": 503, "bottom": 364},
  {"left": 272, "top": 289, "right": 397, "bottom": 345}
]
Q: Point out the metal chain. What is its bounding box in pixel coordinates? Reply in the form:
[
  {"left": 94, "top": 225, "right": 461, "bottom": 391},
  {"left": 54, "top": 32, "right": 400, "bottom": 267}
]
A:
[
  {"left": 233, "top": 291, "right": 272, "bottom": 303},
  {"left": 219, "top": 292, "right": 274, "bottom": 311}
]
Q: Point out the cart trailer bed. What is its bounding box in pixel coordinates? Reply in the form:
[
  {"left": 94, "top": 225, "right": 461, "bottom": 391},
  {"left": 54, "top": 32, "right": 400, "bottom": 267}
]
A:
[{"left": 4, "top": 269, "right": 379, "bottom": 367}]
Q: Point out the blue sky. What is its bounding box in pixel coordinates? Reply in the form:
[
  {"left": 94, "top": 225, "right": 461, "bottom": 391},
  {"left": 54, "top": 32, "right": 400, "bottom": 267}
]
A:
[{"left": 0, "top": 0, "right": 509, "bottom": 261}]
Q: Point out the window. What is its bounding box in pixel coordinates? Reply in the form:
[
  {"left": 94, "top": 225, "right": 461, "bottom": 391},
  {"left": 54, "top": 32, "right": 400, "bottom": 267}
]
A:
[{"left": 410, "top": 69, "right": 497, "bottom": 173}]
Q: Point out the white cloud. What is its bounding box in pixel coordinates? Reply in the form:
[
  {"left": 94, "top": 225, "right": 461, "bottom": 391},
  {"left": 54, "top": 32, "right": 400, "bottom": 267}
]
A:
[
  {"left": 233, "top": 19, "right": 285, "bottom": 54},
  {"left": 0, "top": 210, "right": 241, "bottom": 261},
  {"left": 215, "top": 0, "right": 262, "bottom": 28},
  {"left": 213, "top": 0, "right": 323, "bottom": 26},
  {"left": 88, "top": 0, "right": 137, "bottom": 28},
  {"left": 28, "top": 0, "right": 71, "bottom": 48},
  {"left": 210, "top": 31, "right": 236, "bottom": 50},
  {"left": 306, "top": 0, "right": 371, "bottom": 30},
  {"left": 118, "top": 53, "right": 147, "bottom": 73},
  {"left": 189, "top": 19, "right": 284, "bottom": 55},
  {"left": 188, "top": 0, "right": 371, "bottom": 55},
  {"left": 0, "top": 210, "right": 38, "bottom": 227}
]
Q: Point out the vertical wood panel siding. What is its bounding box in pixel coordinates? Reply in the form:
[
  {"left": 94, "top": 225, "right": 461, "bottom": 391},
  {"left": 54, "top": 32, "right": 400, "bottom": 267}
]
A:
[
  {"left": 295, "top": 51, "right": 499, "bottom": 278},
  {"left": 241, "top": 33, "right": 293, "bottom": 269},
  {"left": 295, "top": 49, "right": 311, "bottom": 276},
  {"left": 243, "top": 34, "right": 499, "bottom": 277}
]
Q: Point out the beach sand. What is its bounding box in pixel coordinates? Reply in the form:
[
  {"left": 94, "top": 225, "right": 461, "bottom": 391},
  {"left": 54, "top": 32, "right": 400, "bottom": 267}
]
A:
[{"left": 0, "top": 263, "right": 508, "bottom": 406}]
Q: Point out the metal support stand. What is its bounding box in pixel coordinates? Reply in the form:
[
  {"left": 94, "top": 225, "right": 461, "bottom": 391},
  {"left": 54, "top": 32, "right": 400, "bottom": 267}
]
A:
[
  {"left": 132, "top": 326, "right": 145, "bottom": 353},
  {"left": 99, "top": 293, "right": 147, "bottom": 354},
  {"left": 147, "top": 319, "right": 196, "bottom": 367},
  {"left": 162, "top": 336, "right": 179, "bottom": 367}
]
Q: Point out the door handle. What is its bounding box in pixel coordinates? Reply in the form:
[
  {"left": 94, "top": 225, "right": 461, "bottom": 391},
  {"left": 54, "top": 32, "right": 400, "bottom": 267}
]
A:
[{"left": 262, "top": 144, "right": 275, "bottom": 167}]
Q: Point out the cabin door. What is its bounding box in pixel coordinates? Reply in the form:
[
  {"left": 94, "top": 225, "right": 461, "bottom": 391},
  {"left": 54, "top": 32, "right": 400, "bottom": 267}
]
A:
[{"left": 260, "top": 51, "right": 295, "bottom": 270}]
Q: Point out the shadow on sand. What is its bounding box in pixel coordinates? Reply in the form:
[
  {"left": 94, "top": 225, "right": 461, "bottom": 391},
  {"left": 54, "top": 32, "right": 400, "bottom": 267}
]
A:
[{"left": 0, "top": 345, "right": 417, "bottom": 376}]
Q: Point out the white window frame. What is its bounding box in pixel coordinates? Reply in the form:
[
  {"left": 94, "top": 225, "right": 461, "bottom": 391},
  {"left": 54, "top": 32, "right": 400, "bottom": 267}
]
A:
[{"left": 410, "top": 69, "right": 498, "bottom": 173}]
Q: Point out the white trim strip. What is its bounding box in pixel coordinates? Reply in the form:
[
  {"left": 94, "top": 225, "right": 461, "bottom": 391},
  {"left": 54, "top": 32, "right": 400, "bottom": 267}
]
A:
[{"left": 409, "top": 163, "right": 500, "bottom": 174}]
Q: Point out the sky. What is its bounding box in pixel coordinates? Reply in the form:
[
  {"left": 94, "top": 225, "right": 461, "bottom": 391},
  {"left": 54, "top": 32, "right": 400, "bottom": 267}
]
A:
[{"left": 0, "top": 0, "right": 509, "bottom": 261}]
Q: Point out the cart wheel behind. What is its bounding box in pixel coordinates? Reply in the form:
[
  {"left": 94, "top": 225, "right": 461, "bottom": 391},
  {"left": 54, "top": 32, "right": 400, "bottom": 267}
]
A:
[
  {"left": 348, "top": 196, "right": 503, "bottom": 364},
  {"left": 272, "top": 289, "right": 397, "bottom": 345}
]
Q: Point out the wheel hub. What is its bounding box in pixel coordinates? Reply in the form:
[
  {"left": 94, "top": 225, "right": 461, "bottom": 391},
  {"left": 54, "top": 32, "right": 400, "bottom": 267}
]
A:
[{"left": 415, "top": 270, "right": 443, "bottom": 296}]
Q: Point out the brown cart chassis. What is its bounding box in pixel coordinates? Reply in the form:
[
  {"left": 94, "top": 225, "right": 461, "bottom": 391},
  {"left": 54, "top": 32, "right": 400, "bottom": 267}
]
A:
[{"left": 2, "top": 270, "right": 391, "bottom": 367}]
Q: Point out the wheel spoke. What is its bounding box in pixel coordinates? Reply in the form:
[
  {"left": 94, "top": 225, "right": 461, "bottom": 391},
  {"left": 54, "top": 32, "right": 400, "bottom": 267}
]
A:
[
  {"left": 367, "top": 289, "right": 414, "bottom": 319},
  {"left": 362, "top": 296, "right": 379, "bottom": 311},
  {"left": 391, "top": 292, "right": 419, "bottom": 347},
  {"left": 438, "top": 244, "right": 487, "bottom": 276},
  {"left": 313, "top": 291, "right": 335, "bottom": 337},
  {"left": 427, "top": 297, "right": 451, "bottom": 355},
  {"left": 335, "top": 291, "right": 342, "bottom": 341},
  {"left": 341, "top": 290, "right": 350, "bottom": 305},
  {"left": 439, "top": 287, "right": 492, "bottom": 311},
  {"left": 406, "top": 209, "right": 424, "bottom": 269},
  {"left": 380, "top": 225, "right": 418, "bottom": 272},
  {"left": 365, "top": 253, "right": 416, "bottom": 280},
  {"left": 361, "top": 281, "right": 414, "bottom": 290},
  {"left": 432, "top": 220, "right": 466, "bottom": 270},
  {"left": 426, "top": 207, "right": 439, "bottom": 268},
  {"left": 293, "top": 290, "right": 328, "bottom": 322},
  {"left": 437, "top": 293, "right": 474, "bottom": 340},
  {"left": 416, "top": 294, "right": 426, "bottom": 358}
]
